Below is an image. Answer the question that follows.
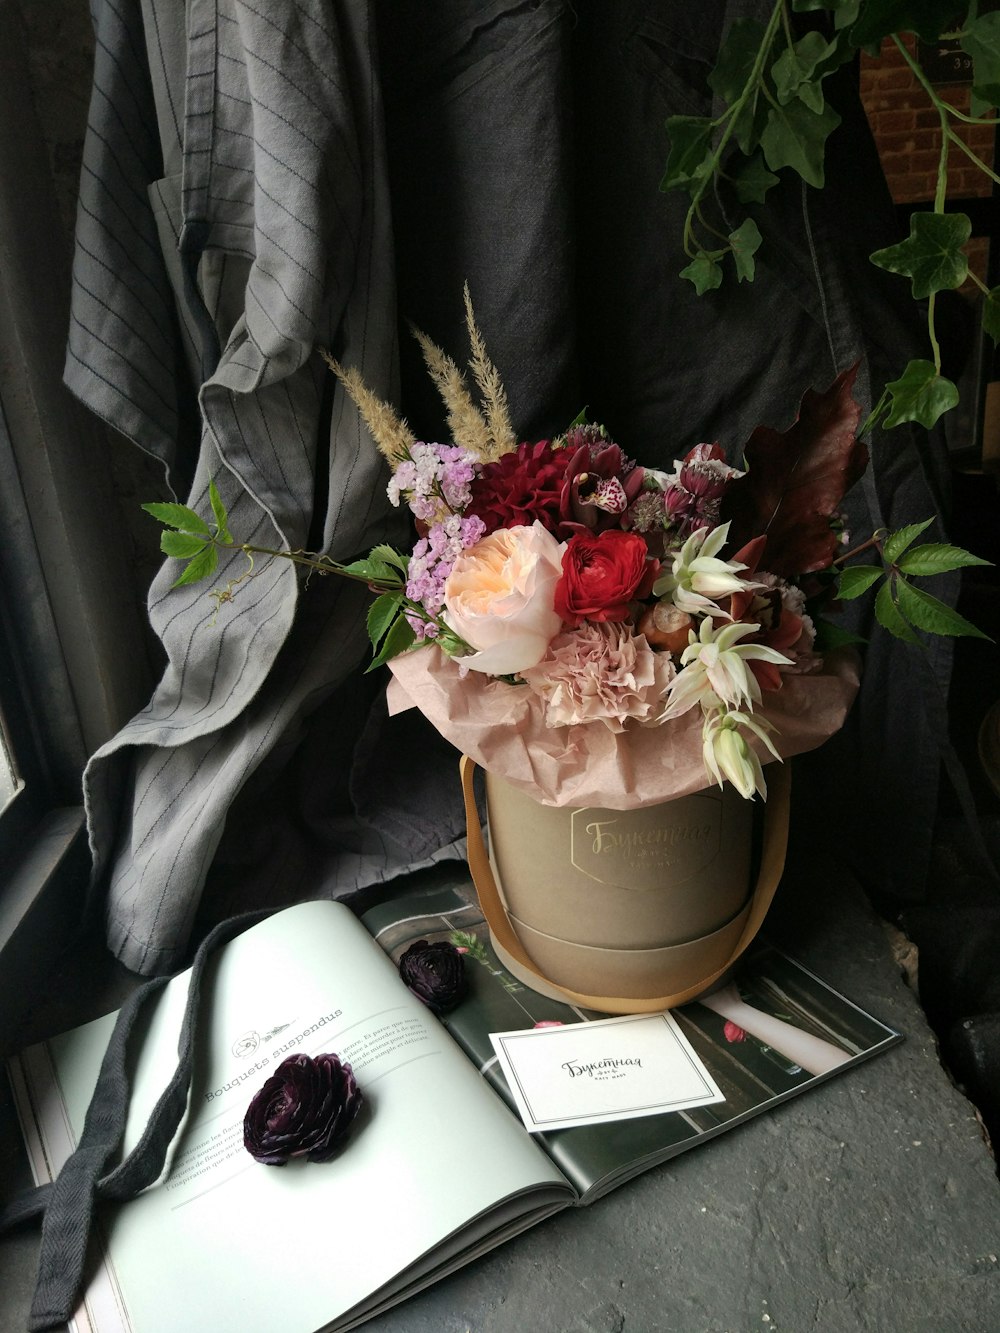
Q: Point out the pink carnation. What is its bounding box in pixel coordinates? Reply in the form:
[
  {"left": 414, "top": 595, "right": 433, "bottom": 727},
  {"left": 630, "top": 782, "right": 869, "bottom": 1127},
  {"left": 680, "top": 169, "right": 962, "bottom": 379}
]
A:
[{"left": 520, "top": 622, "right": 675, "bottom": 732}]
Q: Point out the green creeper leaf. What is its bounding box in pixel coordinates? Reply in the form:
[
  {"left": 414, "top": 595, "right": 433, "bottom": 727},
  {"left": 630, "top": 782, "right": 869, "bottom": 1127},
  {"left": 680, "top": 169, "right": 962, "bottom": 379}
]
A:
[
  {"left": 366, "top": 613, "right": 417, "bottom": 672},
  {"left": 160, "top": 530, "right": 209, "bottom": 559},
  {"left": 983, "top": 287, "right": 1000, "bottom": 346},
  {"left": 882, "top": 517, "right": 936, "bottom": 564},
  {"left": 894, "top": 579, "right": 992, "bottom": 640},
  {"left": 883, "top": 360, "right": 960, "bottom": 429},
  {"left": 874, "top": 580, "right": 919, "bottom": 643},
  {"left": 849, "top": 1, "right": 950, "bottom": 46},
  {"left": 729, "top": 217, "right": 762, "bottom": 282},
  {"left": 208, "top": 480, "right": 232, "bottom": 544},
  {"left": 869, "top": 212, "right": 970, "bottom": 299},
  {"left": 660, "top": 116, "right": 715, "bottom": 193},
  {"left": 772, "top": 31, "right": 837, "bottom": 109},
  {"left": 141, "top": 502, "right": 211, "bottom": 535},
  {"left": 961, "top": 13, "right": 1000, "bottom": 109},
  {"left": 898, "top": 543, "right": 993, "bottom": 576},
  {"left": 813, "top": 617, "right": 867, "bottom": 651},
  {"left": 338, "top": 554, "right": 404, "bottom": 586},
  {"left": 367, "top": 592, "right": 403, "bottom": 649},
  {"left": 837, "top": 564, "right": 883, "bottom": 600},
  {"left": 171, "top": 543, "right": 219, "bottom": 589},
  {"left": 760, "top": 97, "right": 841, "bottom": 188},
  {"left": 368, "top": 544, "right": 410, "bottom": 575},
  {"left": 680, "top": 253, "right": 724, "bottom": 294},
  {"left": 732, "top": 153, "right": 780, "bottom": 204}
]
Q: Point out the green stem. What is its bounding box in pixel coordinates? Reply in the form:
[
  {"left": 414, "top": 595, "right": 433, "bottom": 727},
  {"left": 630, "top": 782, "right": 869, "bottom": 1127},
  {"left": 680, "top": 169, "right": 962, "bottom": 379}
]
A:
[
  {"left": 945, "top": 127, "right": 1000, "bottom": 187},
  {"left": 927, "top": 290, "right": 942, "bottom": 375},
  {"left": 681, "top": 0, "right": 786, "bottom": 255}
]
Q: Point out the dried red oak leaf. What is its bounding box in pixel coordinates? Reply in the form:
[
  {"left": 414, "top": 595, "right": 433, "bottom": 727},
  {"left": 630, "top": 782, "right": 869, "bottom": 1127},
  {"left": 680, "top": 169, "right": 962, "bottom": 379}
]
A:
[{"left": 720, "top": 364, "right": 868, "bottom": 578}]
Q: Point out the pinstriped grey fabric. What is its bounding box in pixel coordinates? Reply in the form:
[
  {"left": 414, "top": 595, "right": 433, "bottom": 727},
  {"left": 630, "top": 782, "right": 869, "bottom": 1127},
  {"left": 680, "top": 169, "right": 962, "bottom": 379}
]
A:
[{"left": 73, "top": 0, "right": 412, "bottom": 974}]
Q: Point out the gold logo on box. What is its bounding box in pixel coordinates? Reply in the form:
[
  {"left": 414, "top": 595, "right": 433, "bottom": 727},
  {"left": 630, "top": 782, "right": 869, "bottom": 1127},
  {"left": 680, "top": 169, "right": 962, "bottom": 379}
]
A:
[{"left": 570, "top": 796, "right": 722, "bottom": 889}]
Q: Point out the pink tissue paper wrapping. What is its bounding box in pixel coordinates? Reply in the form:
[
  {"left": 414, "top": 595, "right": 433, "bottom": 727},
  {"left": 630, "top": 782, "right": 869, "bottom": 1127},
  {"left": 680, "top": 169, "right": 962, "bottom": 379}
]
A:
[{"left": 387, "top": 646, "right": 861, "bottom": 811}]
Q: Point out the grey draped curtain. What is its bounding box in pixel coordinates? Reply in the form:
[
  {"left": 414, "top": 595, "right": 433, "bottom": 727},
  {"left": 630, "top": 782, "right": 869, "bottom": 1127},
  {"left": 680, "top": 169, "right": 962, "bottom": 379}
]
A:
[{"left": 72, "top": 0, "right": 955, "bottom": 975}]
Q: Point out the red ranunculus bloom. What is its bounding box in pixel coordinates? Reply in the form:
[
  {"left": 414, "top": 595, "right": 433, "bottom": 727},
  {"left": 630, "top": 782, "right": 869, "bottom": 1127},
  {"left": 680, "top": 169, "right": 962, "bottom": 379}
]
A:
[
  {"left": 555, "top": 530, "right": 658, "bottom": 626},
  {"left": 466, "top": 440, "right": 567, "bottom": 535}
]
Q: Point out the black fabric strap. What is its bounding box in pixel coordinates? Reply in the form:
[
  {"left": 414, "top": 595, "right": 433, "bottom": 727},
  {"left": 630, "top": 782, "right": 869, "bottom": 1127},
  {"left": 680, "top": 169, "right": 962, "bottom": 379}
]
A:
[{"left": 0, "top": 908, "right": 273, "bottom": 1331}]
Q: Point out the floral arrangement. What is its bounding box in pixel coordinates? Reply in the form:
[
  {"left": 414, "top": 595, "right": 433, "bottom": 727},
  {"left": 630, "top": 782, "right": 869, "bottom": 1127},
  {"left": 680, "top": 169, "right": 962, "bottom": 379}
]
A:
[{"left": 146, "top": 293, "right": 988, "bottom": 808}]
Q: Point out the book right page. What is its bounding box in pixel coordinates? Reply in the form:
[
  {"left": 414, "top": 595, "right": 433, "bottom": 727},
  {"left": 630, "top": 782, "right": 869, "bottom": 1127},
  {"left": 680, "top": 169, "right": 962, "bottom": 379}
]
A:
[{"left": 362, "top": 880, "right": 902, "bottom": 1202}]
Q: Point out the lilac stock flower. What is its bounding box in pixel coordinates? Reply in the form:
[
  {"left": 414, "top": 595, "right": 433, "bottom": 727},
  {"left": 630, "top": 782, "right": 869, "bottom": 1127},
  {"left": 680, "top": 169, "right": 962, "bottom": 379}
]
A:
[
  {"left": 405, "top": 513, "right": 486, "bottom": 630},
  {"left": 387, "top": 441, "right": 477, "bottom": 524},
  {"left": 399, "top": 940, "right": 468, "bottom": 1014},
  {"left": 243, "top": 1053, "right": 363, "bottom": 1165}
]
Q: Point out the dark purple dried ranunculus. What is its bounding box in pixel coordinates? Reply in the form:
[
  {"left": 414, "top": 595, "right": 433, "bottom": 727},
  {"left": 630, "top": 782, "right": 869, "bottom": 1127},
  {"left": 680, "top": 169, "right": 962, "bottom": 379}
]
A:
[
  {"left": 243, "top": 1052, "right": 363, "bottom": 1166},
  {"left": 399, "top": 940, "right": 467, "bottom": 1014}
]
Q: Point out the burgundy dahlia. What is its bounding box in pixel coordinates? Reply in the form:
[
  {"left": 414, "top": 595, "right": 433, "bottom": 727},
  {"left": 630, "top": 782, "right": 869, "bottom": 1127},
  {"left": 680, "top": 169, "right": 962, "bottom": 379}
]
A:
[
  {"left": 399, "top": 939, "right": 467, "bottom": 1014},
  {"left": 466, "top": 440, "right": 567, "bottom": 535},
  {"left": 243, "top": 1053, "right": 363, "bottom": 1165}
]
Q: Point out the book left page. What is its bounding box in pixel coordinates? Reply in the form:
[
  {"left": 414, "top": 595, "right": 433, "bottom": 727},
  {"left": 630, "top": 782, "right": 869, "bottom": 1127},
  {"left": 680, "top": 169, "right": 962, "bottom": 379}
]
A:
[{"left": 15, "top": 900, "right": 571, "bottom": 1333}]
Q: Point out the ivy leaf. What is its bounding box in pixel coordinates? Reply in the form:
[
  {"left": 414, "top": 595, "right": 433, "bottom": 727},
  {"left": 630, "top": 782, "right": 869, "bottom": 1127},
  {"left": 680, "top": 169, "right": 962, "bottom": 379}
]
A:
[
  {"left": 792, "top": 0, "right": 861, "bottom": 28},
  {"left": 849, "top": 1, "right": 951, "bottom": 46},
  {"left": 960, "top": 12, "right": 1000, "bottom": 107},
  {"left": 732, "top": 153, "right": 780, "bottom": 204},
  {"left": 141, "top": 502, "right": 210, "bottom": 535},
  {"left": 837, "top": 564, "right": 883, "bottom": 600},
  {"left": 895, "top": 579, "right": 993, "bottom": 640},
  {"left": 709, "top": 17, "right": 768, "bottom": 104},
  {"left": 721, "top": 363, "right": 869, "bottom": 577},
  {"left": 883, "top": 360, "right": 960, "bottom": 429},
  {"left": 883, "top": 516, "right": 936, "bottom": 564},
  {"left": 874, "top": 580, "right": 919, "bottom": 643},
  {"left": 660, "top": 116, "right": 715, "bottom": 193},
  {"left": 709, "top": 18, "right": 771, "bottom": 153},
  {"left": 680, "top": 253, "right": 724, "bottom": 294},
  {"left": 171, "top": 543, "right": 219, "bottom": 589},
  {"left": 729, "top": 217, "right": 762, "bottom": 282},
  {"left": 760, "top": 97, "right": 841, "bottom": 188},
  {"left": 983, "top": 286, "right": 1000, "bottom": 346},
  {"left": 773, "top": 31, "right": 838, "bottom": 110},
  {"left": 366, "top": 614, "right": 417, "bottom": 672},
  {"left": 869, "top": 211, "right": 970, "bottom": 299},
  {"left": 161, "top": 530, "right": 209, "bottom": 560},
  {"left": 208, "top": 480, "right": 232, "bottom": 544},
  {"left": 898, "top": 543, "right": 993, "bottom": 576}
]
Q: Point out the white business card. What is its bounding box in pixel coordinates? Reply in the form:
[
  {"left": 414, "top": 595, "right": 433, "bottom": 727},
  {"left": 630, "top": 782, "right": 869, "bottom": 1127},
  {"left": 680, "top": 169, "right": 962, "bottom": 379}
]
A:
[{"left": 489, "top": 1011, "right": 725, "bottom": 1133}]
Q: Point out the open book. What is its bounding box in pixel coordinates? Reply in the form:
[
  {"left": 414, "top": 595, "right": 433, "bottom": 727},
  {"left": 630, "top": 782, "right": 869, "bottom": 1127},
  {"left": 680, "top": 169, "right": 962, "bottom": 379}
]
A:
[{"left": 8, "top": 880, "right": 900, "bottom": 1333}]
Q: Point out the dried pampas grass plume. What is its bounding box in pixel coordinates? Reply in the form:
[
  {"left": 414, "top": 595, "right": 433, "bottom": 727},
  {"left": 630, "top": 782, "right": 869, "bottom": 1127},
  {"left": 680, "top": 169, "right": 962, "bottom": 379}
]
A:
[
  {"left": 320, "top": 350, "right": 415, "bottom": 466},
  {"left": 410, "top": 325, "right": 493, "bottom": 460},
  {"left": 463, "top": 283, "right": 516, "bottom": 460}
]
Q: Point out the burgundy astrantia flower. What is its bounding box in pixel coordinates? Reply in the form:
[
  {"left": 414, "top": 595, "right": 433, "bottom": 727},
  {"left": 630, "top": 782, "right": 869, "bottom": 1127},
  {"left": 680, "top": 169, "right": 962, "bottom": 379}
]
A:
[
  {"left": 243, "top": 1053, "right": 363, "bottom": 1166},
  {"left": 399, "top": 940, "right": 468, "bottom": 1014},
  {"left": 466, "top": 440, "right": 566, "bottom": 534}
]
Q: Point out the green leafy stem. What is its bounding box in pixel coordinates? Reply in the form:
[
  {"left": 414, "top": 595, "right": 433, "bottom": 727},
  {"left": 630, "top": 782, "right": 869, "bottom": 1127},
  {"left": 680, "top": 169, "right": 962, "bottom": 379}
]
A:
[
  {"left": 833, "top": 517, "right": 992, "bottom": 642},
  {"left": 662, "top": 1, "right": 1000, "bottom": 431},
  {"left": 141, "top": 483, "right": 471, "bottom": 672}
]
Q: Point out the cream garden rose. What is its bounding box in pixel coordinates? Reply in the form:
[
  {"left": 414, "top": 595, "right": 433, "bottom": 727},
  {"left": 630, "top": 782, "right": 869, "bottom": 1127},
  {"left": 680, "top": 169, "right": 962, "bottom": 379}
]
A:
[{"left": 443, "top": 522, "right": 565, "bottom": 674}]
